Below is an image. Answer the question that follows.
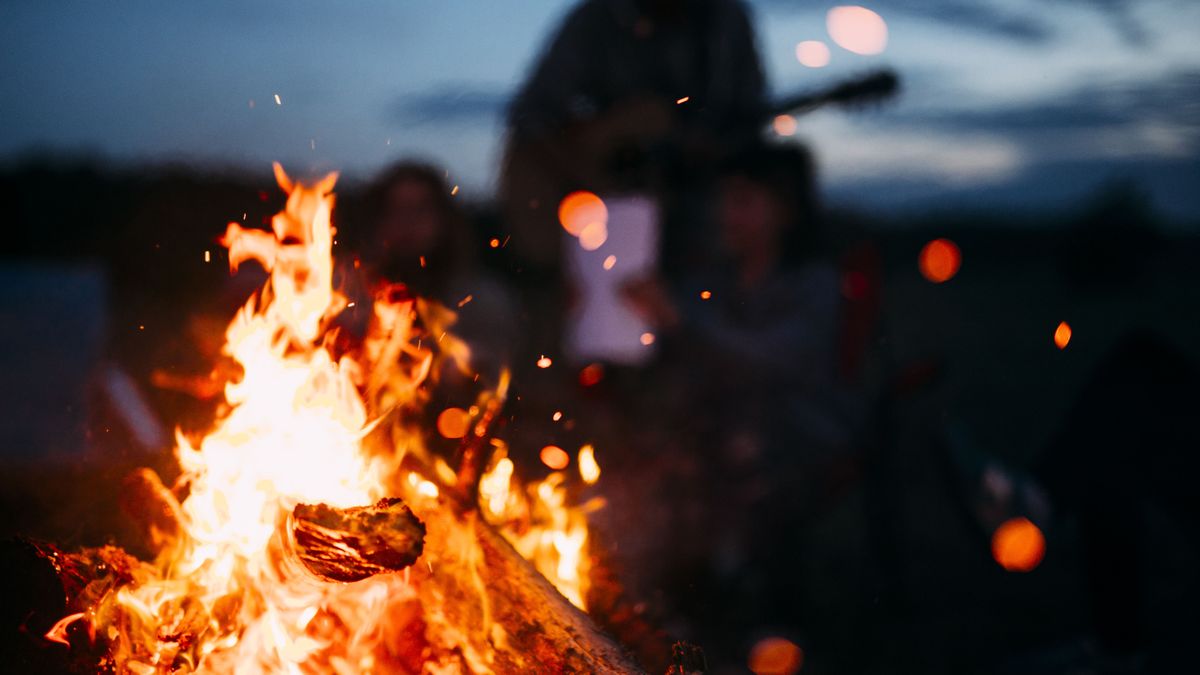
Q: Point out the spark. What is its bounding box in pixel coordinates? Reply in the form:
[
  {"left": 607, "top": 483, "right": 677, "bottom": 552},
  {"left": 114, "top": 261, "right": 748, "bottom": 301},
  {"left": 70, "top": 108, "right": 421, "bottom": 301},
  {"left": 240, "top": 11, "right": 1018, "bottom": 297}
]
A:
[
  {"left": 540, "top": 445, "right": 570, "bottom": 470},
  {"left": 700, "top": 290, "right": 712, "bottom": 300},
  {"left": 537, "top": 355, "right": 552, "bottom": 369},
  {"left": 602, "top": 255, "right": 616, "bottom": 270},
  {"left": 204, "top": 250, "right": 211, "bottom": 263},
  {"left": 1054, "top": 321, "right": 1072, "bottom": 349},
  {"left": 676, "top": 96, "right": 690, "bottom": 104},
  {"left": 450, "top": 185, "right": 459, "bottom": 196},
  {"left": 457, "top": 294, "right": 473, "bottom": 308},
  {"left": 640, "top": 332, "right": 655, "bottom": 346},
  {"left": 552, "top": 411, "right": 563, "bottom": 421},
  {"left": 274, "top": 93, "right": 281, "bottom": 105},
  {"left": 489, "top": 238, "right": 500, "bottom": 248}
]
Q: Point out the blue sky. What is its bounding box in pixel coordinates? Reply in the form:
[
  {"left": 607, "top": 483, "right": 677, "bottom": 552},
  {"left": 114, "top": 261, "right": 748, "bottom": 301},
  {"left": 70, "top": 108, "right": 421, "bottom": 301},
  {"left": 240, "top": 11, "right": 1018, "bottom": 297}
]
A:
[{"left": 2, "top": 0, "right": 1198, "bottom": 221}]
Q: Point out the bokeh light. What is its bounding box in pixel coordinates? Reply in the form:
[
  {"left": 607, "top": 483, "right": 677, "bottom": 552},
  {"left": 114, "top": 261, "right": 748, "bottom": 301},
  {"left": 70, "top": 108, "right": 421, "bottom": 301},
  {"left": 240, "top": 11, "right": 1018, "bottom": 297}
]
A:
[
  {"left": 1054, "top": 321, "right": 1072, "bottom": 349},
  {"left": 540, "top": 445, "right": 570, "bottom": 470},
  {"left": 558, "top": 190, "right": 607, "bottom": 237},
  {"left": 639, "top": 332, "right": 655, "bottom": 346},
  {"left": 579, "top": 363, "right": 604, "bottom": 387},
  {"left": 992, "top": 517, "right": 1045, "bottom": 572},
  {"left": 795, "top": 40, "right": 831, "bottom": 68},
  {"left": 919, "top": 238, "right": 961, "bottom": 283},
  {"left": 537, "top": 355, "right": 552, "bottom": 369},
  {"left": 578, "top": 221, "right": 609, "bottom": 250},
  {"left": 436, "top": 407, "right": 470, "bottom": 439},
  {"left": 773, "top": 115, "right": 798, "bottom": 137},
  {"left": 827, "top": 6, "right": 888, "bottom": 55},
  {"left": 748, "top": 636, "right": 804, "bottom": 675}
]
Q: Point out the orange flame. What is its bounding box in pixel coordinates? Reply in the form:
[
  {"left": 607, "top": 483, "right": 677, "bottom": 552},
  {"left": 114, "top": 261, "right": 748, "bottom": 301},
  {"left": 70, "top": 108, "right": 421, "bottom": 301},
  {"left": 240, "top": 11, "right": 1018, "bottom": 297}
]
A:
[{"left": 52, "top": 164, "right": 604, "bottom": 671}]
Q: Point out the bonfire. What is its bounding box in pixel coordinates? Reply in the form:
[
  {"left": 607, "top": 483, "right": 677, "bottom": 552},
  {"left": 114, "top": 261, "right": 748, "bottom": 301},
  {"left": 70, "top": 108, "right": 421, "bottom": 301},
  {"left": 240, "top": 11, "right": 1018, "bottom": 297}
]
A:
[{"left": 35, "top": 165, "right": 648, "bottom": 674}]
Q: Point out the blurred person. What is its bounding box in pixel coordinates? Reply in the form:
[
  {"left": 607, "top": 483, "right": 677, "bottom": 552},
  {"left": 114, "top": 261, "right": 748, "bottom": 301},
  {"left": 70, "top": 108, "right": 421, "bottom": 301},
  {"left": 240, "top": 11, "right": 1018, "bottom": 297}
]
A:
[
  {"left": 358, "top": 161, "right": 517, "bottom": 381},
  {"left": 501, "top": 0, "right": 766, "bottom": 265},
  {"left": 499, "top": 0, "right": 768, "bottom": 363},
  {"left": 622, "top": 143, "right": 866, "bottom": 648}
]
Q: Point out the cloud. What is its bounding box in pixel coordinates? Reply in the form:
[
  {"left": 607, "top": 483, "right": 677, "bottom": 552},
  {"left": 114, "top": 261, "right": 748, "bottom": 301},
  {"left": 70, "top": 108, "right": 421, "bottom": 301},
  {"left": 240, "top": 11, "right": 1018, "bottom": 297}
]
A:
[
  {"left": 907, "top": 69, "right": 1200, "bottom": 144},
  {"left": 753, "top": 0, "right": 1054, "bottom": 43},
  {"left": 389, "top": 85, "right": 510, "bottom": 125}
]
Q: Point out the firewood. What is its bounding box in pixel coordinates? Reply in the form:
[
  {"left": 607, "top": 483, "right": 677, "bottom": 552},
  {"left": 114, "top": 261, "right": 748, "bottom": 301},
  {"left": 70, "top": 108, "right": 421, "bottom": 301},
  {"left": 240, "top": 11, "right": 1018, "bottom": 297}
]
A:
[
  {"left": 410, "top": 502, "right": 647, "bottom": 674},
  {"left": 287, "top": 497, "right": 426, "bottom": 583}
]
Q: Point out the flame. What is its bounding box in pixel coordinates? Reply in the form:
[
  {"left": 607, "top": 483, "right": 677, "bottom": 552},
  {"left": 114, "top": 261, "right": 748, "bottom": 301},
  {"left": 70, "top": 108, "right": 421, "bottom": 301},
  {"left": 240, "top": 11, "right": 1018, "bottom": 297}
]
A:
[
  {"left": 477, "top": 443, "right": 599, "bottom": 611},
  {"left": 55, "top": 164, "right": 604, "bottom": 671}
]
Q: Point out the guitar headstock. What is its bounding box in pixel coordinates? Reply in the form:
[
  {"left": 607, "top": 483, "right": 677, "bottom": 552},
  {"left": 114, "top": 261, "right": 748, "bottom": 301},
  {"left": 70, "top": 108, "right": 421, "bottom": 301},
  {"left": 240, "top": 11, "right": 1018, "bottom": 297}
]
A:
[
  {"left": 773, "top": 67, "right": 902, "bottom": 118},
  {"left": 824, "top": 68, "right": 901, "bottom": 108}
]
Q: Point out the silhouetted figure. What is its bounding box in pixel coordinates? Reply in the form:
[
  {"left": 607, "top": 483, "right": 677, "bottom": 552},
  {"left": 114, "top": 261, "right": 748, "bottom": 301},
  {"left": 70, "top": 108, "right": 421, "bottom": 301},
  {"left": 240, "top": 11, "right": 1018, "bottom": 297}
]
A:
[
  {"left": 500, "top": 0, "right": 767, "bottom": 365},
  {"left": 502, "top": 0, "right": 766, "bottom": 264},
  {"left": 1036, "top": 333, "right": 1200, "bottom": 670},
  {"left": 623, "top": 144, "right": 864, "bottom": 653}
]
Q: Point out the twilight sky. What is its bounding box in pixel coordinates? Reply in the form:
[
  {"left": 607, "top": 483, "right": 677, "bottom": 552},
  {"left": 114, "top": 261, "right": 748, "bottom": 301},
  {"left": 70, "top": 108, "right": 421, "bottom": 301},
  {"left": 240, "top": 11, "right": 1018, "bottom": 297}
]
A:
[{"left": 2, "top": 0, "right": 1198, "bottom": 220}]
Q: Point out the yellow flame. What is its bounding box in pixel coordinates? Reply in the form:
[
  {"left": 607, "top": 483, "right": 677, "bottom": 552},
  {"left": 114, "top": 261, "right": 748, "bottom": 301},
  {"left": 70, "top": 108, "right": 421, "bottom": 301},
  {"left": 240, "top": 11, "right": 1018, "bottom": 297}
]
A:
[{"left": 54, "top": 164, "right": 605, "bottom": 671}]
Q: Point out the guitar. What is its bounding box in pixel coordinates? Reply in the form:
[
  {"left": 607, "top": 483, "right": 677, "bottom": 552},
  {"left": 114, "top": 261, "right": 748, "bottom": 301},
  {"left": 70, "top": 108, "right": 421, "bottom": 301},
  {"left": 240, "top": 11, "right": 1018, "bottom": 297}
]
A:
[{"left": 499, "top": 68, "right": 901, "bottom": 271}]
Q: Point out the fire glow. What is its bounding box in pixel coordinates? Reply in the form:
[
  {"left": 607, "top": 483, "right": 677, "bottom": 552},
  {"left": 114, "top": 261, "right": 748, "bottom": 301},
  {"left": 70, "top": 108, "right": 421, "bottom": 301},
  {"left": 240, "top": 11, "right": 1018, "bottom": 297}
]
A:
[{"left": 46, "top": 164, "right": 613, "bottom": 673}]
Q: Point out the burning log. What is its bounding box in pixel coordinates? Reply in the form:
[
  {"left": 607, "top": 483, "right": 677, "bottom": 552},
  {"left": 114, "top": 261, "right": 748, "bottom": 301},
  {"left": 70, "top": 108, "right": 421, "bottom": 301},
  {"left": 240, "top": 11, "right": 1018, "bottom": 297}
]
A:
[
  {"left": 287, "top": 497, "right": 426, "bottom": 583},
  {"left": 410, "top": 502, "right": 646, "bottom": 674}
]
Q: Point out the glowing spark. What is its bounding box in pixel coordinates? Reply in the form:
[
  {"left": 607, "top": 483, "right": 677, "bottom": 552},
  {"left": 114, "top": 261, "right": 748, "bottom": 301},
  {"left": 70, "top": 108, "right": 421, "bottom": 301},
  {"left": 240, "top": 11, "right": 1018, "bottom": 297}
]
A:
[
  {"left": 540, "top": 445, "right": 570, "bottom": 470},
  {"left": 204, "top": 250, "right": 211, "bottom": 263},
  {"left": 457, "top": 294, "right": 473, "bottom": 308},
  {"left": 919, "top": 238, "right": 961, "bottom": 283},
  {"left": 676, "top": 96, "right": 690, "bottom": 105},
  {"left": 700, "top": 290, "right": 712, "bottom": 300},
  {"left": 451, "top": 185, "right": 459, "bottom": 196},
  {"left": 578, "top": 445, "right": 600, "bottom": 484},
  {"left": 537, "top": 356, "right": 552, "bottom": 369},
  {"left": 437, "top": 407, "right": 471, "bottom": 439},
  {"left": 992, "top": 517, "right": 1045, "bottom": 572},
  {"left": 1054, "top": 321, "right": 1072, "bottom": 349},
  {"left": 558, "top": 191, "right": 607, "bottom": 237},
  {"left": 748, "top": 637, "right": 804, "bottom": 675},
  {"left": 602, "top": 255, "right": 616, "bottom": 270},
  {"left": 640, "top": 332, "right": 655, "bottom": 346},
  {"left": 273, "top": 93, "right": 281, "bottom": 105},
  {"left": 489, "top": 238, "right": 500, "bottom": 248},
  {"left": 552, "top": 411, "right": 563, "bottom": 422},
  {"left": 419, "top": 255, "right": 426, "bottom": 268}
]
